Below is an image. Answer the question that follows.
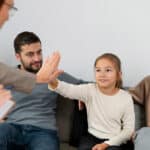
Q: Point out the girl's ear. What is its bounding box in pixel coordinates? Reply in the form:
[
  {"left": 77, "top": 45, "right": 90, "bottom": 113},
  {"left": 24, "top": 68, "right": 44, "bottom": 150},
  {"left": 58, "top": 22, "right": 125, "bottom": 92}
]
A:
[
  {"left": 116, "top": 71, "right": 123, "bottom": 88},
  {"left": 118, "top": 71, "right": 122, "bottom": 82},
  {"left": 119, "top": 71, "right": 122, "bottom": 78}
]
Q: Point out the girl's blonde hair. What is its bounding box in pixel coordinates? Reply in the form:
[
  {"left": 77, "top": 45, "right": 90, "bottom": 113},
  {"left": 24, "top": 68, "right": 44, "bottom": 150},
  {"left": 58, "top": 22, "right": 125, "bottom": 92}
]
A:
[{"left": 94, "top": 53, "right": 123, "bottom": 88}]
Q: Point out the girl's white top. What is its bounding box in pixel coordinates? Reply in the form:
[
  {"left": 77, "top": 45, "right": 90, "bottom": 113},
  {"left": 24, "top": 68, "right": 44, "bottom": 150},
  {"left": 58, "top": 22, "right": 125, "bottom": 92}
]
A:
[{"left": 49, "top": 81, "right": 135, "bottom": 146}]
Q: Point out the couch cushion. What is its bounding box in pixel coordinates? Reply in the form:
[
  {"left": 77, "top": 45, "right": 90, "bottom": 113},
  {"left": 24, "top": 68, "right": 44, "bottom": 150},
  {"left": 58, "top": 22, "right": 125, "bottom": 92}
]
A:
[
  {"left": 56, "top": 96, "right": 75, "bottom": 142},
  {"left": 134, "top": 102, "right": 145, "bottom": 130},
  {"left": 60, "top": 143, "right": 77, "bottom": 150}
]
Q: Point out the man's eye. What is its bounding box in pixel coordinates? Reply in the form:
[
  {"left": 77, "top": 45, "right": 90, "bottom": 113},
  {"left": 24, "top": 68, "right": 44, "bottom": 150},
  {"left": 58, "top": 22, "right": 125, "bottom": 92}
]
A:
[{"left": 27, "top": 53, "right": 33, "bottom": 57}]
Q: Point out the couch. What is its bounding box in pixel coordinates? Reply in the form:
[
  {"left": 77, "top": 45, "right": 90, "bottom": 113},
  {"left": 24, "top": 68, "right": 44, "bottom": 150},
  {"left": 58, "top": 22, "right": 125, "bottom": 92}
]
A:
[
  {"left": 134, "top": 102, "right": 145, "bottom": 131},
  {"left": 56, "top": 96, "right": 77, "bottom": 150},
  {"left": 56, "top": 96, "right": 145, "bottom": 150}
]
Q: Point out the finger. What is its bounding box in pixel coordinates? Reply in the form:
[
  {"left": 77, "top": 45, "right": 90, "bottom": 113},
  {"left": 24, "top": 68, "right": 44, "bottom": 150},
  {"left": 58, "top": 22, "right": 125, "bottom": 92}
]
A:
[
  {"left": 49, "top": 52, "right": 61, "bottom": 69},
  {"left": 0, "top": 89, "right": 5, "bottom": 94},
  {"left": 92, "top": 145, "right": 99, "bottom": 150},
  {"left": 92, "top": 145, "right": 95, "bottom": 150},
  {"left": 48, "top": 70, "right": 64, "bottom": 82},
  {"left": 47, "top": 51, "right": 60, "bottom": 66},
  {"left": 0, "top": 91, "right": 12, "bottom": 101},
  {"left": 3, "top": 90, "right": 12, "bottom": 98},
  {"left": 43, "top": 52, "right": 61, "bottom": 74},
  {"left": 92, "top": 147, "right": 96, "bottom": 150},
  {"left": 42, "top": 51, "right": 59, "bottom": 67},
  {"left": 0, "top": 84, "right": 4, "bottom": 89}
]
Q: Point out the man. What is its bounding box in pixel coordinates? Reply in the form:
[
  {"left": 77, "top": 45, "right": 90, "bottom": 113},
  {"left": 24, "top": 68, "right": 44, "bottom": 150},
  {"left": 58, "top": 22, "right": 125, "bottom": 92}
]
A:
[
  {"left": 0, "top": 0, "right": 62, "bottom": 102},
  {"left": 0, "top": 31, "right": 83, "bottom": 150}
]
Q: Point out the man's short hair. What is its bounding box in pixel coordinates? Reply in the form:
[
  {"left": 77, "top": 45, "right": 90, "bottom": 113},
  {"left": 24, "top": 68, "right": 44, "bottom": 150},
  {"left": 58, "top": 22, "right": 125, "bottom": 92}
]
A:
[
  {"left": 0, "top": 0, "right": 5, "bottom": 8},
  {"left": 14, "top": 31, "right": 41, "bottom": 53}
]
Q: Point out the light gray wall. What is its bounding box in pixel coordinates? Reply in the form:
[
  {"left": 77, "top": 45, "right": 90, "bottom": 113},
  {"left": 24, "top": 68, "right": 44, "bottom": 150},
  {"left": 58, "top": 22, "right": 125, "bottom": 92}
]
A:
[{"left": 0, "top": 0, "right": 150, "bottom": 86}]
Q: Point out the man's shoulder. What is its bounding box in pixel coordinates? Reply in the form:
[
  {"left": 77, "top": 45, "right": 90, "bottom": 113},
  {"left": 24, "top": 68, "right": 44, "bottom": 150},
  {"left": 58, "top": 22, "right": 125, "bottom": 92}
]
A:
[{"left": 58, "top": 72, "right": 82, "bottom": 84}]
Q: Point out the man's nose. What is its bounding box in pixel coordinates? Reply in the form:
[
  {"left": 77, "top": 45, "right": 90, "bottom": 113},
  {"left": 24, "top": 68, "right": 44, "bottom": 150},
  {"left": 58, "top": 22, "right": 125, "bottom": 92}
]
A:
[{"left": 33, "top": 55, "right": 40, "bottom": 61}]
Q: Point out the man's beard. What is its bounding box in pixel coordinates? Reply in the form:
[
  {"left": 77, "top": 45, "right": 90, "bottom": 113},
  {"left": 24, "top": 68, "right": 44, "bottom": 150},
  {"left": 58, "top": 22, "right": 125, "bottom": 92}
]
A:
[
  {"left": 21, "top": 61, "right": 42, "bottom": 74},
  {"left": 25, "top": 67, "right": 40, "bottom": 74}
]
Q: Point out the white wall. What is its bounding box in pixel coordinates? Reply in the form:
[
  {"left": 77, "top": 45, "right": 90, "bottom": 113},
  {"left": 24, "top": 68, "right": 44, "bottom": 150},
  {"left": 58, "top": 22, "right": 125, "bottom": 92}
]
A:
[{"left": 0, "top": 0, "right": 150, "bottom": 86}]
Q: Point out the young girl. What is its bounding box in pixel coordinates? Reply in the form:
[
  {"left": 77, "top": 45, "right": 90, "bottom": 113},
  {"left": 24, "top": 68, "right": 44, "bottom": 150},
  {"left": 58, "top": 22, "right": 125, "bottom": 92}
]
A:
[{"left": 49, "top": 53, "right": 135, "bottom": 150}]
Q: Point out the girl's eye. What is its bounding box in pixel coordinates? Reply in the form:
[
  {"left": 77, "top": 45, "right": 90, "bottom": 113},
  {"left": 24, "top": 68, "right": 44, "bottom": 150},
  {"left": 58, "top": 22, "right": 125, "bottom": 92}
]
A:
[
  {"left": 106, "top": 69, "right": 112, "bottom": 72},
  {"left": 95, "top": 69, "right": 101, "bottom": 72}
]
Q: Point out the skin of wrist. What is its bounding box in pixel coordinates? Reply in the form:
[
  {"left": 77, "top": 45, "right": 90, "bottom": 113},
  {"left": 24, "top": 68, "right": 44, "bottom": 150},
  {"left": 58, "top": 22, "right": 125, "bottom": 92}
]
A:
[
  {"left": 49, "top": 79, "right": 58, "bottom": 89},
  {"left": 101, "top": 143, "right": 109, "bottom": 149}
]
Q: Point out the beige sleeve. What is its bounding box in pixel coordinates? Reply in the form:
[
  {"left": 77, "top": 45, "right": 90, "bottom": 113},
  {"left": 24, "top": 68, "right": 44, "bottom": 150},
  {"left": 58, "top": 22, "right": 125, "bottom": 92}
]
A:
[{"left": 0, "top": 62, "right": 36, "bottom": 93}]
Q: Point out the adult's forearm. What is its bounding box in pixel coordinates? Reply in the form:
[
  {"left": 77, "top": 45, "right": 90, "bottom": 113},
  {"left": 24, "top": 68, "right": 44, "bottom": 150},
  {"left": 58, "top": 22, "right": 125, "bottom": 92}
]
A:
[{"left": 0, "top": 62, "right": 36, "bottom": 93}]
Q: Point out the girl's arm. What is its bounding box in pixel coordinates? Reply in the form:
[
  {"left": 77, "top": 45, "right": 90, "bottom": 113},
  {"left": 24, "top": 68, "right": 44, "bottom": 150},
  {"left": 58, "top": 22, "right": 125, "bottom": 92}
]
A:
[{"left": 49, "top": 80, "right": 90, "bottom": 102}]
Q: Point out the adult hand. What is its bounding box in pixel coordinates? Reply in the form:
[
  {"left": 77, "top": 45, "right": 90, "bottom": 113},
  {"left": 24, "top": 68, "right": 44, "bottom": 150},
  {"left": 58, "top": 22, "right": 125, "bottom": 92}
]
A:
[
  {"left": 0, "top": 84, "right": 13, "bottom": 122},
  {"left": 0, "top": 85, "right": 12, "bottom": 101},
  {"left": 92, "top": 143, "right": 109, "bottom": 150},
  {"left": 36, "top": 52, "right": 63, "bottom": 83}
]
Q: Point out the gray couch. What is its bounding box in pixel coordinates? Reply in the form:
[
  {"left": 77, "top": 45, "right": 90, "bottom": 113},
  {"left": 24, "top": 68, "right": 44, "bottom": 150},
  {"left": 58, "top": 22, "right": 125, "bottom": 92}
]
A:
[
  {"left": 56, "top": 96, "right": 145, "bottom": 150},
  {"left": 56, "top": 97, "right": 77, "bottom": 150},
  {"left": 134, "top": 102, "right": 145, "bottom": 131}
]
